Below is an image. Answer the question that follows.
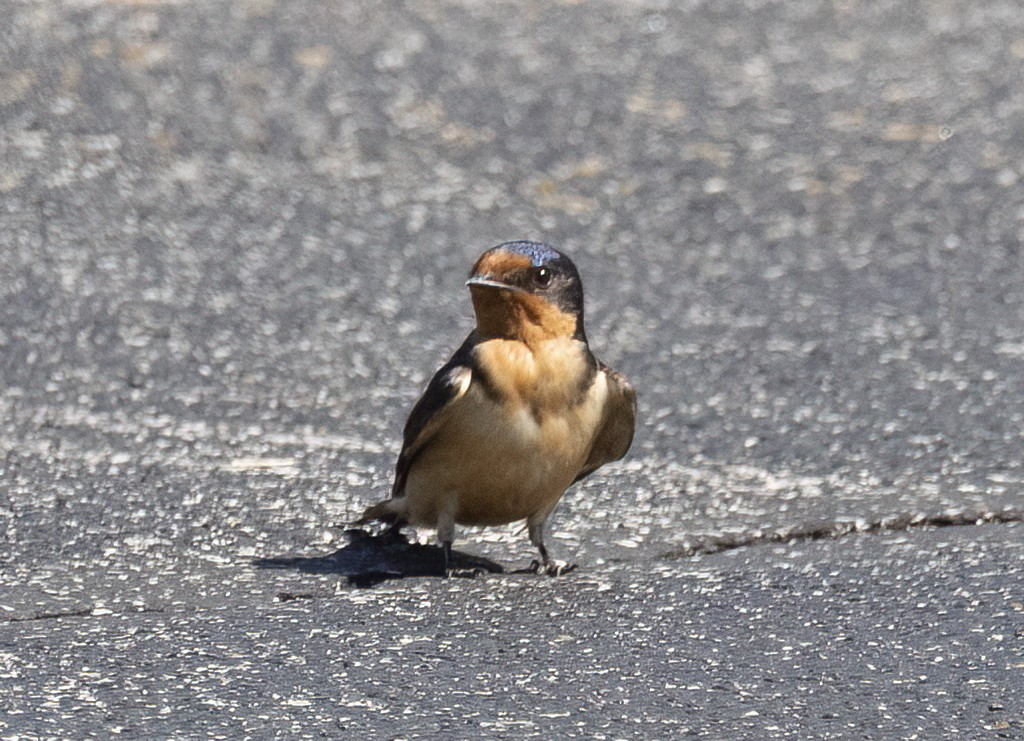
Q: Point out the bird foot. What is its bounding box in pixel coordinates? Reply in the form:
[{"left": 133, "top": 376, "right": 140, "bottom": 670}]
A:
[
  {"left": 440, "top": 542, "right": 503, "bottom": 578},
  {"left": 528, "top": 559, "right": 578, "bottom": 577}
]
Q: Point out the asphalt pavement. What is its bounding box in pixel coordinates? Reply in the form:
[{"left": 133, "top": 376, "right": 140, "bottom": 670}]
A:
[{"left": 2, "top": 1, "right": 1023, "bottom": 737}]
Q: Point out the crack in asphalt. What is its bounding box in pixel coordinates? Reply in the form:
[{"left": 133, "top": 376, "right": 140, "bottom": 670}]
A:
[
  {"left": 660, "top": 509, "right": 1024, "bottom": 559},
  {"left": 3, "top": 606, "right": 166, "bottom": 625},
  {"left": 4, "top": 511, "right": 1021, "bottom": 624},
  {"left": 5, "top": 608, "right": 95, "bottom": 623}
]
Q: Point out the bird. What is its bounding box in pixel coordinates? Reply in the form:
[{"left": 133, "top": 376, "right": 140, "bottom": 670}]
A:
[{"left": 356, "top": 241, "right": 636, "bottom": 576}]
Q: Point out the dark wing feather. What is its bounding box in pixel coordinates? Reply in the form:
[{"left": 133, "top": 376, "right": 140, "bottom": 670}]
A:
[
  {"left": 574, "top": 362, "right": 636, "bottom": 483},
  {"left": 391, "top": 333, "right": 476, "bottom": 497}
]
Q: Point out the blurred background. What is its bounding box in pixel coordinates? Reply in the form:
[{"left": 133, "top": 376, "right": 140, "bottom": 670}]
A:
[
  {"left": 3, "top": 2, "right": 1024, "bottom": 736},
  {"left": 2, "top": 0, "right": 1024, "bottom": 580}
]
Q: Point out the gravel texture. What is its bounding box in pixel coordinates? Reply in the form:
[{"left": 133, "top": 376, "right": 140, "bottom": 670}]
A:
[{"left": 2, "top": 0, "right": 1023, "bottom": 737}]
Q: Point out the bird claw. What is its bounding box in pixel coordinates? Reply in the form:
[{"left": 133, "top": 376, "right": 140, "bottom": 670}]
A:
[
  {"left": 529, "top": 559, "right": 577, "bottom": 577},
  {"left": 445, "top": 567, "right": 484, "bottom": 579}
]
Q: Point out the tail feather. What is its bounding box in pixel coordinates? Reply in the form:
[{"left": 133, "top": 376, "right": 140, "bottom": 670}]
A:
[{"left": 353, "top": 500, "right": 403, "bottom": 527}]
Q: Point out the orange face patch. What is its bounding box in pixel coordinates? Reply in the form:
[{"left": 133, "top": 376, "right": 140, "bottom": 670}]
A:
[
  {"left": 469, "top": 284, "right": 577, "bottom": 344},
  {"left": 470, "top": 249, "right": 534, "bottom": 281}
]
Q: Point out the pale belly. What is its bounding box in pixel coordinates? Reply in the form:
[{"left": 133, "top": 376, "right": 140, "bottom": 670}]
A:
[{"left": 402, "top": 383, "right": 604, "bottom": 527}]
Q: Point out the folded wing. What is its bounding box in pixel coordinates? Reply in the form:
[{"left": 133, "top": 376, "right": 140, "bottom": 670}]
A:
[
  {"left": 391, "top": 334, "right": 476, "bottom": 498},
  {"left": 574, "top": 363, "right": 636, "bottom": 483}
]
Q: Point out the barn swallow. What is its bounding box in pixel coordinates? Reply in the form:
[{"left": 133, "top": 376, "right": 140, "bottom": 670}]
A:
[{"left": 357, "top": 241, "right": 636, "bottom": 576}]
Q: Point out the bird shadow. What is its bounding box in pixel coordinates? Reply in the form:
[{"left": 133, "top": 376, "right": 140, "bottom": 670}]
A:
[{"left": 253, "top": 528, "right": 505, "bottom": 587}]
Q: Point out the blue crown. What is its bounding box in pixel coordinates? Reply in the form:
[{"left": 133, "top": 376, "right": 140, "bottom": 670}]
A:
[{"left": 497, "top": 241, "right": 563, "bottom": 267}]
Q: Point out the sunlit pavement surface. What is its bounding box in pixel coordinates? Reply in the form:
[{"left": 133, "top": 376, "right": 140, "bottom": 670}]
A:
[{"left": 2, "top": 2, "right": 1023, "bottom": 737}]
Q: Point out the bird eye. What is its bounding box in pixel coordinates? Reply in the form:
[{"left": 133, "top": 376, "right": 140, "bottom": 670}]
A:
[{"left": 534, "top": 267, "right": 552, "bottom": 288}]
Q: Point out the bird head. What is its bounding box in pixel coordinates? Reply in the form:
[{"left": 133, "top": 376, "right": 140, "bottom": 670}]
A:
[{"left": 466, "top": 241, "right": 586, "bottom": 343}]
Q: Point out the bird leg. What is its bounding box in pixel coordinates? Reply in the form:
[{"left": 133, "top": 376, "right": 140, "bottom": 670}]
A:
[
  {"left": 528, "top": 519, "right": 577, "bottom": 576},
  {"left": 438, "top": 512, "right": 482, "bottom": 578}
]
